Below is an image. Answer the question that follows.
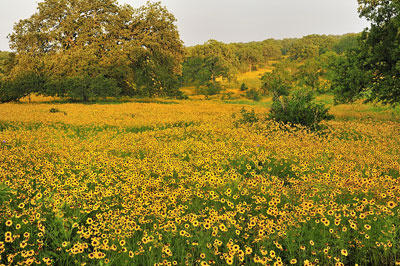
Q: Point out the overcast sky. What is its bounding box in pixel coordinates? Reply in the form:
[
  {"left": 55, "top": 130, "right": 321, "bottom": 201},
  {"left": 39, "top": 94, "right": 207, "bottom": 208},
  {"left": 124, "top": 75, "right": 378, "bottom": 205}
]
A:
[{"left": 0, "top": 0, "right": 369, "bottom": 51}]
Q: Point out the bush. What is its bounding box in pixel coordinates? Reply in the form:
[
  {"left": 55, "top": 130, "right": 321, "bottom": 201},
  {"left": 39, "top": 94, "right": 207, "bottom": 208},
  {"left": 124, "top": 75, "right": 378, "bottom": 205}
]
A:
[
  {"left": 49, "top": 108, "right": 67, "bottom": 115},
  {"left": 233, "top": 107, "right": 259, "bottom": 127},
  {"left": 240, "top": 83, "right": 248, "bottom": 91},
  {"left": 221, "top": 92, "right": 234, "bottom": 100},
  {"left": 198, "top": 82, "right": 222, "bottom": 97},
  {"left": 245, "top": 88, "right": 261, "bottom": 101},
  {"left": 173, "top": 90, "right": 189, "bottom": 100},
  {"left": 269, "top": 89, "right": 333, "bottom": 130}
]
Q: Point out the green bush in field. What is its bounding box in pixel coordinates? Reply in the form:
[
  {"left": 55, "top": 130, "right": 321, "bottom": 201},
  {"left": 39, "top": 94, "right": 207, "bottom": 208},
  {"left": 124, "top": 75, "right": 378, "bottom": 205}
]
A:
[
  {"left": 198, "top": 82, "right": 223, "bottom": 98},
  {"left": 240, "top": 83, "right": 248, "bottom": 91},
  {"left": 245, "top": 88, "right": 261, "bottom": 101},
  {"left": 233, "top": 107, "right": 259, "bottom": 127},
  {"left": 269, "top": 88, "right": 333, "bottom": 130}
]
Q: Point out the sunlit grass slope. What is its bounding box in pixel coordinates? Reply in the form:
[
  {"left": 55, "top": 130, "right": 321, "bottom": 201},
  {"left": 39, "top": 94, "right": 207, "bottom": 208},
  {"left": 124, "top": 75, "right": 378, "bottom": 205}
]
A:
[
  {"left": 182, "top": 66, "right": 273, "bottom": 99},
  {"left": 0, "top": 100, "right": 399, "bottom": 266}
]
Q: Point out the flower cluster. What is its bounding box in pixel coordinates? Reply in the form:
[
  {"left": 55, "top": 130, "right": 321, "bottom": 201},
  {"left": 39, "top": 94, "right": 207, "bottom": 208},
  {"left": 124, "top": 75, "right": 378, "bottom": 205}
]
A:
[{"left": 0, "top": 101, "right": 399, "bottom": 265}]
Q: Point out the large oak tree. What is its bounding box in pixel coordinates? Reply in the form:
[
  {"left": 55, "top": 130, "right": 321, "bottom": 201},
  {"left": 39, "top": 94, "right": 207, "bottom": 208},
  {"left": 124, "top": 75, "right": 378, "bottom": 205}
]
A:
[
  {"left": 182, "top": 40, "right": 236, "bottom": 96},
  {"left": 4, "top": 0, "right": 185, "bottom": 101}
]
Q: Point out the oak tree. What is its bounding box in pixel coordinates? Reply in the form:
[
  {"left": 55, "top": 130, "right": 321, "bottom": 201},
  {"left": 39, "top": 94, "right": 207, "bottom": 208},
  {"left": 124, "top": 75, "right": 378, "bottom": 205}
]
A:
[
  {"left": 333, "top": 0, "right": 400, "bottom": 105},
  {"left": 5, "top": 0, "right": 185, "bottom": 101}
]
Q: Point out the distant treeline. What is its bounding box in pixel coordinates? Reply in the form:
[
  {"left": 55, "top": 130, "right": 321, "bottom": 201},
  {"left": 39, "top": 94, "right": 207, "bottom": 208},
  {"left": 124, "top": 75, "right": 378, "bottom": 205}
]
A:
[
  {"left": 0, "top": 0, "right": 398, "bottom": 106},
  {"left": 0, "top": 31, "right": 359, "bottom": 102},
  {"left": 180, "top": 34, "right": 359, "bottom": 95},
  {"left": 185, "top": 33, "right": 359, "bottom": 74}
]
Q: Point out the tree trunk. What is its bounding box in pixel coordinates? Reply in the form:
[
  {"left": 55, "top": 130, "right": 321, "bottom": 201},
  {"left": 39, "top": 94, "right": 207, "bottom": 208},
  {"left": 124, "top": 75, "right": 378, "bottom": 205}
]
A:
[{"left": 83, "top": 93, "right": 89, "bottom": 102}]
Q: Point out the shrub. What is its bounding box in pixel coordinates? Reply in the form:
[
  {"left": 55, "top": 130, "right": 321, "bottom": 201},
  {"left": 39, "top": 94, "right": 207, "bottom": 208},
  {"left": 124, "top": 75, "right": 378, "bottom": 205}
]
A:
[
  {"left": 49, "top": 108, "right": 60, "bottom": 113},
  {"left": 269, "top": 89, "right": 333, "bottom": 130},
  {"left": 221, "top": 92, "right": 234, "bottom": 100},
  {"left": 49, "top": 108, "right": 67, "bottom": 115},
  {"left": 168, "top": 89, "right": 188, "bottom": 100},
  {"left": 198, "top": 82, "right": 222, "bottom": 97},
  {"left": 233, "top": 107, "right": 259, "bottom": 127},
  {"left": 175, "top": 91, "right": 189, "bottom": 100},
  {"left": 240, "top": 83, "right": 248, "bottom": 91},
  {"left": 245, "top": 88, "right": 261, "bottom": 101}
]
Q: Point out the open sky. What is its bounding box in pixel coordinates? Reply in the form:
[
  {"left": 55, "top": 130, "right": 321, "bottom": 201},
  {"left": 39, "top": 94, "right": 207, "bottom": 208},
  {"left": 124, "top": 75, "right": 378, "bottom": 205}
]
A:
[{"left": 0, "top": 0, "right": 369, "bottom": 51}]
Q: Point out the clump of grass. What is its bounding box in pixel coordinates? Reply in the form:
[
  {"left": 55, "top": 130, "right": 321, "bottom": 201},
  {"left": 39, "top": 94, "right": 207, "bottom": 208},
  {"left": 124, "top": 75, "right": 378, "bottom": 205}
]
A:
[{"left": 49, "top": 107, "right": 67, "bottom": 115}]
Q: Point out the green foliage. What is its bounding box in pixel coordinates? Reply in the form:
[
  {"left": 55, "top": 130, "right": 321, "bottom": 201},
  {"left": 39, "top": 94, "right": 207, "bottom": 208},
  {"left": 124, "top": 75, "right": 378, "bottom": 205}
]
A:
[
  {"left": 333, "top": 33, "right": 360, "bottom": 54},
  {"left": 240, "top": 83, "right": 248, "bottom": 91},
  {"left": 330, "top": 49, "right": 373, "bottom": 104},
  {"left": 182, "top": 40, "right": 236, "bottom": 99},
  {"left": 6, "top": 0, "right": 184, "bottom": 100},
  {"left": 198, "top": 82, "right": 223, "bottom": 97},
  {"left": 357, "top": 0, "right": 400, "bottom": 105},
  {"left": 233, "top": 107, "right": 259, "bottom": 127},
  {"left": 182, "top": 56, "right": 229, "bottom": 88},
  {"left": 280, "top": 38, "right": 297, "bottom": 55},
  {"left": 288, "top": 39, "right": 319, "bottom": 60},
  {"left": 183, "top": 40, "right": 235, "bottom": 91},
  {"left": 221, "top": 91, "right": 234, "bottom": 100},
  {"left": 245, "top": 88, "right": 261, "bottom": 101},
  {"left": 0, "top": 51, "right": 10, "bottom": 70},
  {"left": 332, "top": 1, "right": 400, "bottom": 106},
  {"left": 0, "top": 72, "right": 45, "bottom": 103},
  {"left": 180, "top": 34, "right": 352, "bottom": 99},
  {"left": 260, "top": 62, "right": 293, "bottom": 97},
  {"left": 269, "top": 89, "right": 334, "bottom": 130},
  {"left": 183, "top": 38, "right": 283, "bottom": 77},
  {"left": 182, "top": 57, "right": 208, "bottom": 86},
  {"left": 131, "top": 56, "right": 182, "bottom": 98},
  {"left": 234, "top": 43, "right": 264, "bottom": 72},
  {"left": 49, "top": 108, "right": 60, "bottom": 113},
  {"left": 260, "top": 39, "right": 283, "bottom": 60},
  {"left": 303, "top": 34, "right": 338, "bottom": 54},
  {"left": 46, "top": 75, "right": 121, "bottom": 102},
  {"left": 170, "top": 90, "right": 189, "bottom": 100},
  {"left": 296, "top": 58, "right": 324, "bottom": 93},
  {"left": 49, "top": 108, "right": 67, "bottom": 115},
  {"left": 287, "top": 34, "right": 339, "bottom": 60},
  {"left": 0, "top": 183, "right": 11, "bottom": 206},
  {"left": 0, "top": 52, "right": 12, "bottom": 79}
]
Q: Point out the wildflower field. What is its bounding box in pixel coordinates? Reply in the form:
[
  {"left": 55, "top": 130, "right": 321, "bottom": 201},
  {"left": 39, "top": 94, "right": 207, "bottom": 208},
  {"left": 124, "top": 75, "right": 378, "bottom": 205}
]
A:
[{"left": 0, "top": 100, "right": 400, "bottom": 266}]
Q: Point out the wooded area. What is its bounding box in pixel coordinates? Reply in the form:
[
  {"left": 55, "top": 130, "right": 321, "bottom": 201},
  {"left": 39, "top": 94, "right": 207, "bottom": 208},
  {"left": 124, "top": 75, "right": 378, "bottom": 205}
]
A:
[{"left": 0, "top": 0, "right": 399, "bottom": 107}]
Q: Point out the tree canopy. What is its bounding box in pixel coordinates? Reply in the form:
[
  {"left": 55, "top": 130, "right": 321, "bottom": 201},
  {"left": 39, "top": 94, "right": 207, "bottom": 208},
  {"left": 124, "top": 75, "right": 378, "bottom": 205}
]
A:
[
  {"left": 358, "top": 0, "right": 400, "bottom": 105},
  {"left": 0, "top": 0, "right": 375, "bottom": 104},
  {"left": 2, "top": 0, "right": 185, "bottom": 102},
  {"left": 333, "top": 0, "right": 400, "bottom": 106},
  {"left": 261, "top": 62, "right": 293, "bottom": 98},
  {"left": 182, "top": 40, "right": 236, "bottom": 96},
  {"left": 0, "top": 52, "right": 12, "bottom": 79}
]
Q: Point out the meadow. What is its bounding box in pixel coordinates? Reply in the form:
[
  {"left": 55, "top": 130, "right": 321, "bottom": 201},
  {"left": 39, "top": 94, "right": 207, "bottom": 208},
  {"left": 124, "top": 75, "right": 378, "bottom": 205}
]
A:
[{"left": 0, "top": 99, "right": 400, "bottom": 266}]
